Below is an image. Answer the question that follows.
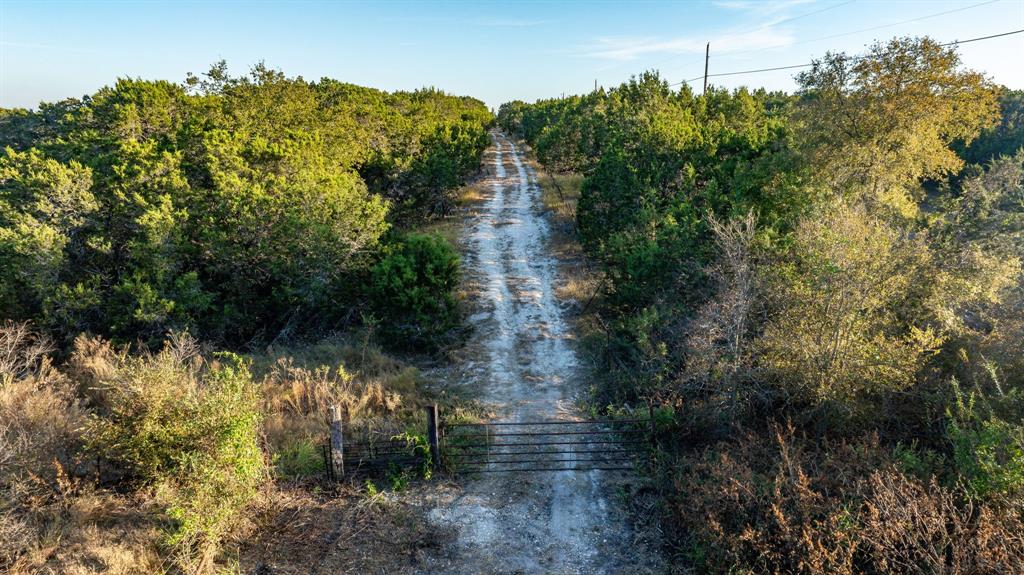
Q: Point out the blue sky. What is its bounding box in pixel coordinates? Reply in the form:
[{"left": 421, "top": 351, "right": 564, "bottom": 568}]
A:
[{"left": 1, "top": 0, "right": 1022, "bottom": 111}]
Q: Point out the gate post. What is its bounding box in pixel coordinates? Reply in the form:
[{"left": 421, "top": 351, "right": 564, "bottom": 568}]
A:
[
  {"left": 648, "top": 402, "right": 658, "bottom": 448},
  {"left": 425, "top": 404, "right": 441, "bottom": 471},
  {"left": 329, "top": 405, "right": 345, "bottom": 479}
]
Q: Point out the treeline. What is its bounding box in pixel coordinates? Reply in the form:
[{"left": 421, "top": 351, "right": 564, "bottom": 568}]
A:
[
  {"left": 0, "top": 64, "right": 491, "bottom": 572},
  {"left": 0, "top": 62, "right": 492, "bottom": 348},
  {"left": 501, "top": 37, "right": 1024, "bottom": 573}
]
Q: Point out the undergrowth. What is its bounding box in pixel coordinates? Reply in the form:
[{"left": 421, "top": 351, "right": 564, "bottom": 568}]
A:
[{"left": 0, "top": 322, "right": 448, "bottom": 573}]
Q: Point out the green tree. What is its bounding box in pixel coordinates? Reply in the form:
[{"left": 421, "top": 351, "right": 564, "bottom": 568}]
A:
[
  {"left": 759, "top": 202, "right": 942, "bottom": 410},
  {"left": 957, "top": 89, "right": 1024, "bottom": 166},
  {"left": 796, "top": 37, "right": 1000, "bottom": 218},
  {"left": 190, "top": 129, "right": 389, "bottom": 339},
  {"left": 0, "top": 148, "right": 95, "bottom": 319},
  {"left": 0, "top": 63, "right": 490, "bottom": 346}
]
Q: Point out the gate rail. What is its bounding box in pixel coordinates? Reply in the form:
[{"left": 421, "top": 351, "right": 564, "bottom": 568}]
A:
[
  {"left": 441, "top": 417, "right": 654, "bottom": 474},
  {"left": 323, "top": 404, "right": 656, "bottom": 479}
]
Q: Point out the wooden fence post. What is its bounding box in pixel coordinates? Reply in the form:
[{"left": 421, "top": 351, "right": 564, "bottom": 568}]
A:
[
  {"left": 425, "top": 404, "right": 441, "bottom": 471},
  {"left": 329, "top": 405, "right": 345, "bottom": 479}
]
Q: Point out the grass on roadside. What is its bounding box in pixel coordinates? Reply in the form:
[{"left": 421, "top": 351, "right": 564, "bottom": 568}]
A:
[{"left": 540, "top": 172, "right": 584, "bottom": 230}]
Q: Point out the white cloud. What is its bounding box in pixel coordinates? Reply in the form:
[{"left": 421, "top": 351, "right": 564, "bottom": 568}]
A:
[{"left": 583, "top": 27, "right": 796, "bottom": 61}]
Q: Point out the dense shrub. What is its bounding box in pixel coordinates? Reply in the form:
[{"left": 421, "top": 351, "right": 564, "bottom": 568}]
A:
[
  {"left": 956, "top": 89, "right": 1024, "bottom": 166},
  {"left": 506, "top": 36, "right": 1024, "bottom": 574},
  {"left": 398, "top": 120, "right": 490, "bottom": 217},
  {"left": 947, "top": 379, "right": 1024, "bottom": 498},
  {"left": 758, "top": 201, "right": 941, "bottom": 412},
  {"left": 859, "top": 471, "right": 1024, "bottom": 574},
  {"left": 369, "top": 232, "right": 461, "bottom": 349},
  {"left": 85, "top": 335, "right": 266, "bottom": 571},
  {"left": 670, "top": 423, "right": 1024, "bottom": 574},
  {"left": 0, "top": 66, "right": 490, "bottom": 347}
]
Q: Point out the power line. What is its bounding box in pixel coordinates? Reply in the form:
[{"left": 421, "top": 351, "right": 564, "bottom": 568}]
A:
[
  {"left": 797, "top": 0, "right": 1001, "bottom": 45},
  {"left": 752, "top": 0, "right": 860, "bottom": 30},
  {"left": 660, "top": 0, "right": 1001, "bottom": 87},
  {"left": 602, "top": 0, "right": 998, "bottom": 93},
  {"left": 644, "top": 0, "right": 858, "bottom": 73},
  {"left": 683, "top": 63, "right": 813, "bottom": 84},
  {"left": 671, "top": 27, "right": 1024, "bottom": 86},
  {"left": 699, "top": 0, "right": 1001, "bottom": 63},
  {"left": 943, "top": 28, "right": 1024, "bottom": 45}
]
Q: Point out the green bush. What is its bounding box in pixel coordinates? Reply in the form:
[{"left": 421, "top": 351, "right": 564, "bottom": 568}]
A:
[
  {"left": 947, "top": 379, "right": 1024, "bottom": 497},
  {"left": 369, "top": 232, "right": 461, "bottom": 350},
  {"left": 399, "top": 121, "right": 489, "bottom": 217},
  {"left": 85, "top": 336, "right": 266, "bottom": 571},
  {"left": 273, "top": 438, "right": 324, "bottom": 478}
]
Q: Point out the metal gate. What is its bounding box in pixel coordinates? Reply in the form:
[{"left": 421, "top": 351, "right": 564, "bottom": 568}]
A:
[
  {"left": 441, "top": 417, "right": 653, "bottom": 474},
  {"left": 322, "top": 404, "right": 654, "bottom": 479}
]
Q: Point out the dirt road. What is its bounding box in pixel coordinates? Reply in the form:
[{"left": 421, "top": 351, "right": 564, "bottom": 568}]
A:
[{"left": 416, "top": 133, "right": 663, "bottom": 575}]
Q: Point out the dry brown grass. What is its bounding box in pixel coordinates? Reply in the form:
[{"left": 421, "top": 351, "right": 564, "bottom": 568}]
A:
[
  {"left": 66, "top": 333, "right": 125, "bottom": 405},
  {"left": 1, "top": 323, "right": 84, "bottom": 565},
  {"left": 456, "top": 178, "right": 489, "bottom": 205},
  {"left": 8, "top": 490, "right": 164, "bottom": 575},
  {"left": 540, "top": 172, "right": 584, "bottom": 230},
  {"left": 256, "top": 335, "right": 425, "bottom": 460},
  {"left": 670, "top": 422, "right": 1024, "bottom": 574},
  {"left": 0, "top": 323, "right": 163, "bottom": 574},
  {"left": 554, "top": 273, "right": 602, "bottom": 308}
]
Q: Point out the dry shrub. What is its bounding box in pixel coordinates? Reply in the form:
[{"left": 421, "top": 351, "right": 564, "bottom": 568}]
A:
[
  {"left": 861, "top": 471, "right": 1024, "bottom": 574},
  {"left": 0, "top": 326, "right": 160, "bottom": 574},
  {"left": 0, "top": 320, "right": 53, "bottom": 377},
  {"left": 674, "top": 423, "right": 866, "bottom": 574},
  {"left": 671, "top": 422, "right": 1024, "bottom": 574},
  {"left": 0, "top": 322, "right": 86, "bottom": 569},
  {"left": 677, "top": 210, "right": 760, "bottom": 420},
  {"left": 0, "top": 366, "right": 84, "bottom": 498},
  {"left": 66, "top": 333, "right": 124, "bottom": 406}
]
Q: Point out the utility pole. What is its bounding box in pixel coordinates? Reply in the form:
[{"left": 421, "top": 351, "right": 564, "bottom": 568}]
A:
[
  {"left": 703, "top": 42, "right": 710, "bottom": 96},
  {"left": 594, "top": 78, "right": 598, "bottom": 92}
]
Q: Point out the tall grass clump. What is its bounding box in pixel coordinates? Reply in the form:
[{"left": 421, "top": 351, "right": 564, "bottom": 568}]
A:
[
  {"left": 0, "top": 322, "right": 86, "bottom": 569},
  {"left": 85, "top": 333, "right": 267, "bottom": 571}
]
